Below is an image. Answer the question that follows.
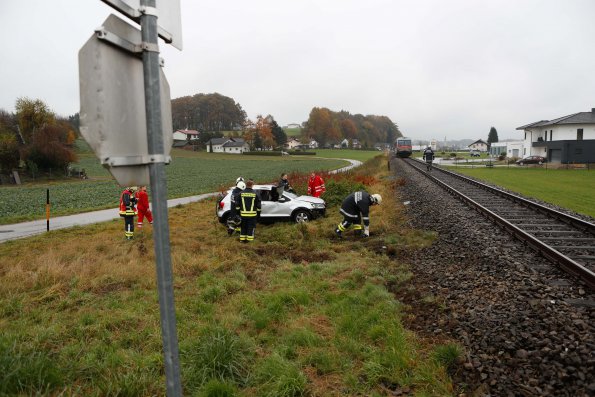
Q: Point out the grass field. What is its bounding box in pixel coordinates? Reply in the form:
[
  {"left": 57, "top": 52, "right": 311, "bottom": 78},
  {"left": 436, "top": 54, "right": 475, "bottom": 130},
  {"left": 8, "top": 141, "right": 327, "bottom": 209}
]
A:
[
  {"left": 283, "top": 127, "right": 302, "bottom": 137},
  {"left": 315, "top": 149, "right": 384, "bottom": 162},
  {"left": 450, "top": 167, "right": 595, "bottom": 218},
  {"left": 0, "top": 150, "right": 349, "bottom": 225},
  {"left": 0, "top": 157, "right": 457, "bottom": 396}
]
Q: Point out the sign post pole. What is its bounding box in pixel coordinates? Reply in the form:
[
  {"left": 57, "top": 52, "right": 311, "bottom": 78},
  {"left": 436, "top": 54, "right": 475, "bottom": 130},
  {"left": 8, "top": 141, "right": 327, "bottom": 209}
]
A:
[{"left": 140, "top": 1, "right": 182, "bottom": 395}]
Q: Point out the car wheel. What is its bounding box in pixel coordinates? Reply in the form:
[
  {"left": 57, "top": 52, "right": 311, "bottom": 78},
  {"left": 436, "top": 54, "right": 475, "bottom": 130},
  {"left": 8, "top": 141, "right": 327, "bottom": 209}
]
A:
[
  {"left": 519, "top": 162, "right": 524, "bottom": 166},
  {"left": 292, "top": 209, "right": 311, "bottom": 223},
  {"left": 538, "top": 161, "right": 543, "bottom": 165}
]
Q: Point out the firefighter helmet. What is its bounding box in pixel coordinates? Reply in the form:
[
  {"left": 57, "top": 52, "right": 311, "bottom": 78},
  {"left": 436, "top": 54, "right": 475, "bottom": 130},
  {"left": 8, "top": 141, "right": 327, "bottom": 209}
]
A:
[
  {"left": 128, "top": 186, "right": 138, "bottom": 193},
  {"left": 236, "top": 181, "right": 246, "bottom": 190},
  {"left": 371, "top": 194, "right": 382, "bottom": 205},
  {"left": 236, "top": 177, "right": 244, "bottom": 183}
]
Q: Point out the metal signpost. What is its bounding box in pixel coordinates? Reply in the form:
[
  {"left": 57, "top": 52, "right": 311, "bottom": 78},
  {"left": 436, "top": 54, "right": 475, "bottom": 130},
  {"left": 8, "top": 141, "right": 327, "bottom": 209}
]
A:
[{"left": 79, "top": 1, "right": 182, "bottom": 395}]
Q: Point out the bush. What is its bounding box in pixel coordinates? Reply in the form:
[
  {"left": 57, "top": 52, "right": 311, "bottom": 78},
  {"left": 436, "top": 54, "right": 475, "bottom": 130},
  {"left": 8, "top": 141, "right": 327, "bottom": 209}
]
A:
[{"left": 323, "top": 179, "right": 366, "bottom": 208}]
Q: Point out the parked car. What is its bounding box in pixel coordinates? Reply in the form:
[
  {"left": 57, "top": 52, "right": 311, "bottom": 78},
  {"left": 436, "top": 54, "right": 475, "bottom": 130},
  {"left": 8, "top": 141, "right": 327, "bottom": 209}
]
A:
[
  {"left": 216, "top": 184, "right": 326, "bottom": 224},
  {"left": 515, "top": 156, "right": 546, "bottom": 165},
  {"left": 469, "top": 150, "right": 481, "bottom": 157}
]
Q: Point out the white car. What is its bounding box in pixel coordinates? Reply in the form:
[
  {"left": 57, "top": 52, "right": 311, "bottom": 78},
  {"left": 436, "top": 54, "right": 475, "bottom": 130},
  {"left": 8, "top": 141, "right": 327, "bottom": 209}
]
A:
[{"left": 216, "top": 184, "right": 326, "bottom": 224}]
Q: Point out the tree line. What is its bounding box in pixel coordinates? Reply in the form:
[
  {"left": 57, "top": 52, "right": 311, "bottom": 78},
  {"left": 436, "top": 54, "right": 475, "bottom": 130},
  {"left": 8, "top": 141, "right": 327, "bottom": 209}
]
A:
[
  {"left": 171, "top": 92, "right": 246, "bottom": 132},
  {"left": 0, "top": 98, "right": 78, "bottom": 176},
  {"left": 302, "top": 107, "right": 401, "bottom": 147}
]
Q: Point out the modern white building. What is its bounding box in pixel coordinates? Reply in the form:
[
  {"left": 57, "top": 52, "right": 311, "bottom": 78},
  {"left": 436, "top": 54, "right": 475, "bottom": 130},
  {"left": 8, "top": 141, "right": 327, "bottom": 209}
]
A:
[
  {"left": 516, "top": 108, "right": 595, "bottom": 163},
  {"left": 488, "top": 141, "right": 524, "bottom": 158}
]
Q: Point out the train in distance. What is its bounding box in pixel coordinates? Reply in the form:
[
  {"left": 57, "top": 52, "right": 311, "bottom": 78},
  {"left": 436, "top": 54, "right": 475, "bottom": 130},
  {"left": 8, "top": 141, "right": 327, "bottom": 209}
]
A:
[{"left": 394, "top": 137, "right": 412, "bottom": 158}]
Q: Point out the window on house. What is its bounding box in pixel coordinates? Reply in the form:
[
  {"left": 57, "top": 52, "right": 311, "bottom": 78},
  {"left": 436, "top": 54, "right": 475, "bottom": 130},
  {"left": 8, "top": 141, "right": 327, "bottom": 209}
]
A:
[
  {"left": 577, "top": 129, "right": 583, "bottom": 140},
  {"left": 523, "top": 148, "right": 526, "bottom": 155},
  {"left": 524, "top": 132, "right": 527, "bottom": 140},
  {"left": 550, "top": 130, "right": 553, "bottom": 141}
]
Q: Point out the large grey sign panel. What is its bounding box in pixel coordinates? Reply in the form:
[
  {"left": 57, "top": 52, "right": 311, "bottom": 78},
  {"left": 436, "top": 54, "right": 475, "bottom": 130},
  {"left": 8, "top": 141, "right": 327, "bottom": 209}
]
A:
[
  {"left": 79, "top": 14, "right": 173, "bottom": 187},
  {"left": 101, "top": 0, "right": 183, "bottom": 50}
]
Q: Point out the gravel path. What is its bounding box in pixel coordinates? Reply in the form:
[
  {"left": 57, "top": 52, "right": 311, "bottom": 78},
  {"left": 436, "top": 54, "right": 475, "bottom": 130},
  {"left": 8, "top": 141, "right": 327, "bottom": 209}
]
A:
[{"left": 391, "top": 158, "right": 594, "bottom": 397}]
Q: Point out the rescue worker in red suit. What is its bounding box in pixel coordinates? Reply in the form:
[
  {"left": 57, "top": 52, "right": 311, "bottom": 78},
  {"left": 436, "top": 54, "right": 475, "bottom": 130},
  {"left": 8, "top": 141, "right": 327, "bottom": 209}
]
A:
[
  {"left": 235, "top": 179, "right": 261, "bottom": 243},
  {"left": 307, "top": 172, "right": 326, "bottom": 198},
  {"left": 335, "top": 191, "right": 382, "bottom": 238},
  {"left": 119, "top": 186, "right": 137, "bottom": 240},
  {"left": 135, "top": 185, "right": 153, "bottom": 229}
]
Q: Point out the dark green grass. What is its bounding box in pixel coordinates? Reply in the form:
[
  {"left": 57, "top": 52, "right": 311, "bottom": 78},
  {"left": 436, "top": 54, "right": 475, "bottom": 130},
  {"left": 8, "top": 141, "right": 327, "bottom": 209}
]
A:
[{"left": 451, "top": 167, "right": 595, "bottom": 218}]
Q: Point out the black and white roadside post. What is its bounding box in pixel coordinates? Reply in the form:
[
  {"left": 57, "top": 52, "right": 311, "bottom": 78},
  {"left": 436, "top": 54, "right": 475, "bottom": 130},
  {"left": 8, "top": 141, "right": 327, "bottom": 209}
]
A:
[{"left": 79, "top": 1, "right": 183, "bottom": 395}]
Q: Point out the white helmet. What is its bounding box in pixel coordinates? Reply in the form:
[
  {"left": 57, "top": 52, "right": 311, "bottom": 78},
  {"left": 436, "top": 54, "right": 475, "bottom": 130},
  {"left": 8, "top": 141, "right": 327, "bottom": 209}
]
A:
[
  {"left": 371, "top": 194, "right": 382, "bottom": 205},
  {"left": 236, "top": 181, "right": 246, "bottom": 190},
  {"left": 236, "top": 177, "right": 244, "bottom": 183}
]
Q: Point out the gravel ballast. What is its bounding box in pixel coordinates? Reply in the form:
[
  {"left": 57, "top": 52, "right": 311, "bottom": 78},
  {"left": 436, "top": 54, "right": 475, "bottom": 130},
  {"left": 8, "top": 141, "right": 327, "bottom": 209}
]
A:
[{"left": 391, "top": 158, "right": 594, "bottom": 397}]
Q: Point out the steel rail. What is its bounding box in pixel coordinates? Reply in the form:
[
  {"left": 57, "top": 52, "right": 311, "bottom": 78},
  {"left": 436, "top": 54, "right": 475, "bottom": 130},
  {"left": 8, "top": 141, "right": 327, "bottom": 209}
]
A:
[{"left": 403, "top": 158, "right": 595, "bottom": 290}]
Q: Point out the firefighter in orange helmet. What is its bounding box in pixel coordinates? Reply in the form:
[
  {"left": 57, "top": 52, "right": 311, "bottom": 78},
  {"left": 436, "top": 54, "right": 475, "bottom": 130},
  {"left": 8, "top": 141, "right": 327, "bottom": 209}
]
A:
[{"left": 119, "top": 186, "right": 137, "bottom": 240}]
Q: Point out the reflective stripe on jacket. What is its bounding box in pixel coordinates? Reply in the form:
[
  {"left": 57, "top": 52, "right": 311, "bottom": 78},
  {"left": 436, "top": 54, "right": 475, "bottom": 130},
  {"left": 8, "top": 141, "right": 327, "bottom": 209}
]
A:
[
  {"left": 119, "top": 190, "right": 136, "bottom": 216},
  {"left": 307, "top": 175, "right": 325, "bottom": 197},
  {"left": 339, "top": 191, "right": 372, "bottom": 227},
  {"left": 236, "top": 189, "right": 261, "bottom": 217}
]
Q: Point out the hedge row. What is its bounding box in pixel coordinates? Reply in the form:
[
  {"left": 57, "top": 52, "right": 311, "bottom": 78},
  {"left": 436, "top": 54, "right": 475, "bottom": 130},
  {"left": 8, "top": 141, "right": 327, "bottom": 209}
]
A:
[
  {"left": 242, "top": 151, "right": 282, "bottom": 156},
  {"left": 287, "top": 151, "right": 316, "bottom": 156}
]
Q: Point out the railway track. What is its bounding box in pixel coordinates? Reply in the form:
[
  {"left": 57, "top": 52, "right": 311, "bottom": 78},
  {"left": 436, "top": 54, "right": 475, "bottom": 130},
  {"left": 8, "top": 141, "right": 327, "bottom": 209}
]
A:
[{"left": 404, "top": 158, "right": 595, "bottom": 290}]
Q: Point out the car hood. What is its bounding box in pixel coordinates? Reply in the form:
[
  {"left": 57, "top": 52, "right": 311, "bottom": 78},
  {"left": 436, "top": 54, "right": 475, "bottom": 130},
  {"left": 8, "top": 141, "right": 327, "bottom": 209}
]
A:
[{"left": 294, "top": 195, "right": 325, "bottom": 205}]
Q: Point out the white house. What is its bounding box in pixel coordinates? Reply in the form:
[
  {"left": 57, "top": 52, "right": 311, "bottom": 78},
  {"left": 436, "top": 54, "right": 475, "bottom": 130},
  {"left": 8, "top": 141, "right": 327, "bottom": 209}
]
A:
[
  {"left": 516, "top": 108, "right": 595, "bottom": 163},
  {"left": 173, "top": 129, "right": 199, "bottom": 141},
  {"left": 309, "top": 139, "right": 319, "bottom": 149},
  {"left": 468, "top": 139, "right": 489, "bottom": 152},
  {"left": 285, "top": 138, "right": 301, "bottom": 150},
  {"left": 206, "top": 137, "right": 250, "bottom": 154}
]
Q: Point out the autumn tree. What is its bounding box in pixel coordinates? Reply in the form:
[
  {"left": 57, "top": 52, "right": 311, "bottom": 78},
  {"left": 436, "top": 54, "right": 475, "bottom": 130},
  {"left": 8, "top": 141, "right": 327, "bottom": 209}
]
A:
[
  {"left": 14, "top": 98, "right": 77, "bottom": 173},
  {"left": 302, "top": 107, "right": 340, "bottom": 146},
  {"left": 340, "top": 119, "right": 357, "bottom": 139},
  {"left": 302, "top": 107, "right": 401, "bottom": 147},
  {"left": 0, "top": 110, "right": 19, "bottom": 172}
]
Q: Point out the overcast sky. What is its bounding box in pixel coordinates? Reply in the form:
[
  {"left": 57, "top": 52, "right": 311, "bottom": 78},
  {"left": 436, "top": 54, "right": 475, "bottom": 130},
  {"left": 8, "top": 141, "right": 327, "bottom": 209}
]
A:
[{"left": 1, "top": 0, "right": 594, "bottom": 141}]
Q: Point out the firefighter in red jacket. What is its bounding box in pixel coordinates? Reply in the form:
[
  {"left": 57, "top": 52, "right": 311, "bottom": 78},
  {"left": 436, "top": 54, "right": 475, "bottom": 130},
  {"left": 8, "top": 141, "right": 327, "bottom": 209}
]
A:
[
  {"left": 135, "top": 186, "right": 153, "bottom": 229},
  {"left": 307, "top": 172, "right": 326, "bottom": 198},
  {"left": 119, "top": 186, "right": 137, "bottom": 240}
]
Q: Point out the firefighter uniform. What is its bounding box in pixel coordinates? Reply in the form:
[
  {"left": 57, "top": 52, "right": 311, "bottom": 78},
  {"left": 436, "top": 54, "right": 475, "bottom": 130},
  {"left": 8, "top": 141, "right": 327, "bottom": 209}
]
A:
[
  {"left": 227, "top": 184, "right": 245, "bottom": 235},
  {"left": 119, "top": 187, "right": 137, "bottom": 240},
  {"left": 236, "top": 187, "right": 261, "bottom": 242},
  {"left": 335, "top": 191, "right": 381, "bottom": 237}
]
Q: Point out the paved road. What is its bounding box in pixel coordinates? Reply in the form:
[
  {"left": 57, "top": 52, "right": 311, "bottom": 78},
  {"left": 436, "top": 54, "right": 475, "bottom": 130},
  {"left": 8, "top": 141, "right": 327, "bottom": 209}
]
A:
[{"left": 0, "top": 159, "right": 362, "bottom": 243}]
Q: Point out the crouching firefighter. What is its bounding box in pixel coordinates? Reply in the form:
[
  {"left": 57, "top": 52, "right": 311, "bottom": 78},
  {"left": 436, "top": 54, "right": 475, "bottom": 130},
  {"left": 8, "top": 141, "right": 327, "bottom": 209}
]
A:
[
  {"left": 236, "top": 179, "right": 261, "bottom": 243},
  {"left": 227, "top": 179, "right": 246, "bottom": 235},
  {"left": 335, "top": 191, "right": 382, "bottom": 238},
  {"left": 119, "top": 186, "right": 138, "bottom": 240}
]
